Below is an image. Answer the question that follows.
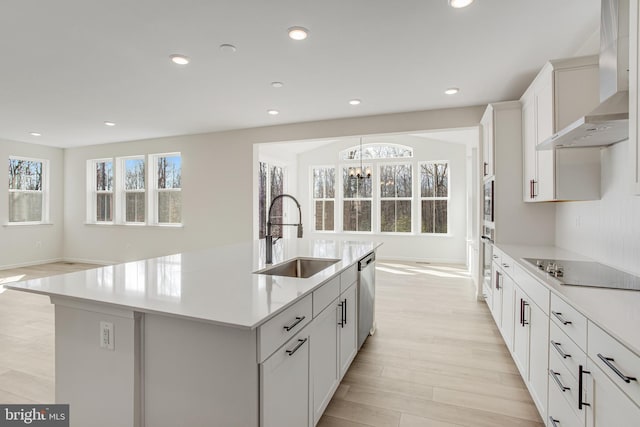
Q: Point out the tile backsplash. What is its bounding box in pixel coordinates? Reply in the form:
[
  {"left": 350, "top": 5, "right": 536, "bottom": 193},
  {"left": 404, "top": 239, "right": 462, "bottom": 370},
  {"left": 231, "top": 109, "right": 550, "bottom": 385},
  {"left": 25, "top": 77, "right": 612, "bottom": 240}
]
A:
[{"left": 555, "top": 139, "right": 640, "bottom": 276}]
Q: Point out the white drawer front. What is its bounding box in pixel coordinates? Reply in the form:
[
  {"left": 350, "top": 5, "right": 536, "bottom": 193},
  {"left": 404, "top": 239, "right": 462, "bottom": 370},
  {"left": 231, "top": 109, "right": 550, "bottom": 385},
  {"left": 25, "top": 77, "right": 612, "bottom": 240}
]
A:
[
  {"left": 550, "top": 294, "right": 587, "bottom": 352},
  {"left": 588, "top": 322, "right": 640, "bottom": 407},
  {"left": 258, "top": 294, "right": 313, "bottom": 363},
  {"left": 549, "top": 349, "right": 585, "bottom": 423},
  {"left": 491, "top": 247, "right": 502, "bottom": 267},
  {"left": 548, "top": 371, "right": 584, "bottom": 427},
  {"left": 340, "top": 264, "right": 357, "bottom": 294},
  {"left": 313, "top": 275, "right": 340, "bottom": 316},
  {"left": 550, "top": 321, "right": 587, "bottom": 380}
]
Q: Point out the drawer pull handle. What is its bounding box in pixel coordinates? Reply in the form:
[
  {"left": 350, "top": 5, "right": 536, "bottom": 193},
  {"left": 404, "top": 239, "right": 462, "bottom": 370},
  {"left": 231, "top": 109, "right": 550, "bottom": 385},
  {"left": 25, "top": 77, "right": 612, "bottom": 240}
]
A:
[
  {"left": 549, "top": 417, "right": 560, "bottom": 427},
  {"left": 597, "top": 353, "right": 638, "bottom": 383},
  {"left": 550, "top": 369, "right": 570, "bottom": 392},
  {"left": 338, "top": 302, "right": 345, "bottom": 327},
  {"left": 502, "top": 263, "right": 509, "bottom": 268},
  {"left": 492, "top": 255, "right": 498, "bottom": 259},
  {"left": 551, "top": 341, "right": 571, "bottom": 359},
  {"left": 552, "top": 311, "right": 572, "bottom": 325},
  {"left": 579, "top": 365, "right": 591, "bottom": 410},
  {"left": 283, "top": 316, "right": 306, "bottom": 332},
  {"left": 286, "top": 338, "right": 307, "bottom": 356},
  {"left": 344, "top": 298, "right": 348, "bottom": 326}
]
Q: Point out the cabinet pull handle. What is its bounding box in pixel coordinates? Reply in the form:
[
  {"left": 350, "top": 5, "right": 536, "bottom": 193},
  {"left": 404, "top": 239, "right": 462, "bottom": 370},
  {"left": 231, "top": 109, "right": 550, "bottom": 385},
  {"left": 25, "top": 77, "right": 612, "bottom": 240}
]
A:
[
  {"left": 502, "top": 262, "right": 510, "bottom": 268},
  {"left": 495, "top": 271, "right": 501, "bottom": 290},
  {"left": 532, "top": 180, "right": 538, "bottom": 197},
  {"left": 529, "top": 179, "right": 534, "bottom": 199},
  {"left": 551, "top": 341, "right": 571, "bottom": 359},
  {"left": 343, "top": 298, "right": 347, "bottom": 326},
  {"left": 483, "top": 162, "right": 488, "bottom": 176},
  {"left": 578, "top": 365, "right": 591, "bottom": 409},
  {"left": 338, "top": 302, "right": 345, "bottom": 327},
  {"left": 552, "top": 311, "right": 572, "bottom": 325},
  {"left": 521, "top": 300, "right": 529, "bottom": 326},
  {"left": 549, "top": 417, "right": 560, "bottom": 427},
  {"left": 283, "top": 316, "right": 306, "bottom": 332},
  {"left": 286, "top": 338, "right": 308, "bottom": 356},
  {"left": 550, "top": 370, "right": 570, "bottom": 392},
  {"left": 492, "top": 254, "right": 498, "bottom": 259},
  {"left": 597, "top": 353, "right": 638, "bottom": 383}
]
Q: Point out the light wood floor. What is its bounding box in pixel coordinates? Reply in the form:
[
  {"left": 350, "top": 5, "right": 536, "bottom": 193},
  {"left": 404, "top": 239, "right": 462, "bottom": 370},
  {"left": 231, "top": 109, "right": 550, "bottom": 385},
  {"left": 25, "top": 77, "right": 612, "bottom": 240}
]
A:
[{"left": 0, "top": 261, "right": 543, "bottom": 426}]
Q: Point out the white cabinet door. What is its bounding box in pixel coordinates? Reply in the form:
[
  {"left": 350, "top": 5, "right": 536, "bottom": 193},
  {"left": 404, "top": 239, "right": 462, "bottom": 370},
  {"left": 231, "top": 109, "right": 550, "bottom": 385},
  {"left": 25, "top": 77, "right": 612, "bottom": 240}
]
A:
[
  {"left": 522, "top": 97, "right": 538, "bottom": 202},
  {"left": 490, "top": 266, "right": 503, "bottom": 328},
  {"left": 528, "top": 300, "right": 549, "bottom": 421},
  {"left": 481, "top": 105, "right": 494, "bottom": 178},
  {"left": 310, "top": 302, "right": 339, "bottom": 425},
  {"left": 512, "top": 286, "right": 530, "bottom": 379},
  {"left": 339, "top": 283, "right": 358, "bottom": 378},
  {"left": 500, "top": 272, "right": 515, "bottom": 351},
  {"left": 585, "top": 361, "right": 640, "bottom": 427},
  {"left": 261, "top": 329, "right": 310, "bottom": 427},
  {"left": 631, "top": 0, "right": 640, "bottom": 195},
  {"left": 534, "top": 72, "right": 555, "bottom": 201}
]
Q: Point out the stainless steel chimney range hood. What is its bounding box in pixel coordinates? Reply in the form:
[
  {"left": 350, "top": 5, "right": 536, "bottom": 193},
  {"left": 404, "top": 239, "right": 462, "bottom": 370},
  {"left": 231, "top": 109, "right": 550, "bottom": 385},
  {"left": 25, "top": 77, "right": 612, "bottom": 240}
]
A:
[{"left": 538, "top": 0, "right": 630, "bottom": 150}]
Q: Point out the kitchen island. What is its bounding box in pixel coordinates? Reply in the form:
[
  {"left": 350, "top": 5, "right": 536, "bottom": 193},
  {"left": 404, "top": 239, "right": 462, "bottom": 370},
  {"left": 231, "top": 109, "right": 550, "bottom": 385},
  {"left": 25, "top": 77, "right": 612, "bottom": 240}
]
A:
[{"left": 7, "top": 239, "right": 380, "bottom": 427}]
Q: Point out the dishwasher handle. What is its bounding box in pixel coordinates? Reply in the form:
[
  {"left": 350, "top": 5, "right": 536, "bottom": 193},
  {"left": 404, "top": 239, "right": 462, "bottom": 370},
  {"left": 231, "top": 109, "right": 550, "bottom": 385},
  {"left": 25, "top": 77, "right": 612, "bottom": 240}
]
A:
[{"left": 358, "top": 253, "right": 376, "bottom": 271}]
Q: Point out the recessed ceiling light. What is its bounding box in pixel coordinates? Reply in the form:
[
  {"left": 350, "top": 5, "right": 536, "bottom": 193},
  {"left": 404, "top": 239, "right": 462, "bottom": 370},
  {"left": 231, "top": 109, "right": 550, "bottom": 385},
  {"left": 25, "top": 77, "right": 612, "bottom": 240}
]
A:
[
  {"left": 349, "top": 99, "right": 362, "bottom": 106},
  {"left": 448, "top": 0, "right": 474, "bottom": 8},
  {"left": 267, "top": 109, "right": 280, "bottom": 116},
  {"left": 288, "top": 26, "right": 309, "bottom": 41},
  {"left": 445, "top": 87, "right": 460, "bottom": 95},
  {"left": 170, "top": 54, "right": 190, "bottom": 65},
  {"left": 29, "top": 132, "right": 41, "bottom": 137},
  {"left": 219, "top": 44, "right": 237, "bottom": 53},
  {"left": 104, "top": 121, "right": 116, "bottom": 127},
  {"left": 271, "top": 82, "right": 284, "bottom": 88}
]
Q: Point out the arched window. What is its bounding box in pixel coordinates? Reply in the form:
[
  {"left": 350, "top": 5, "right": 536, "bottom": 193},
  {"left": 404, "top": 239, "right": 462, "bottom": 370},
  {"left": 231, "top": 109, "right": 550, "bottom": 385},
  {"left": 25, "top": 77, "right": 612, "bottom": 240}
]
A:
[{"left": 341, "top": 143, "right": 413, "bottom": 160}]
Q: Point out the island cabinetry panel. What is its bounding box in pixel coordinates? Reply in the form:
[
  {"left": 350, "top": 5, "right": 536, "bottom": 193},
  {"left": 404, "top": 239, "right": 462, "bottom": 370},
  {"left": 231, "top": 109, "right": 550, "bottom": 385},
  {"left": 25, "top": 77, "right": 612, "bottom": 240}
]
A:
[
  {"left": 143, "top": 313, "right": 259, "bottom": 427},
  {"left": 338, "top": 281, "right": 358, "bottom": 378},
  {"left": 258, "top": 294, "right": 313, "bottom": 362},
  {"left": 261, "top": 326, "right": 311, "bottom": 427},
  {"left": 520, "top": 56, "right": 601, "bottom": 202}
]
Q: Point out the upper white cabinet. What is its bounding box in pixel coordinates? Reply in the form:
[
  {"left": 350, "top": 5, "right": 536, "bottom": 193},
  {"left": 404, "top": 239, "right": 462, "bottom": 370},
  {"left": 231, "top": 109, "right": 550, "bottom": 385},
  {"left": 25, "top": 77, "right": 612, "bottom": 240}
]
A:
[
  {"left": 481, "top": 107, "right": 495, "bottom": 178},
  {"left": 630, "top": 0, "right": 640, "bottom": 195},
  {"left": 521, "top": 56, "right": 602, "bottom": 202}
]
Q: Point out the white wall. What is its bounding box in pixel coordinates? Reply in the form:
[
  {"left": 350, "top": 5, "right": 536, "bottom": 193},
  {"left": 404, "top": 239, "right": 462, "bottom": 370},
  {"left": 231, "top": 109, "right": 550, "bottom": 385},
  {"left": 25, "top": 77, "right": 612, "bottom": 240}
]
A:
[
  {"left": 296, "top": 135, "right": 469, "bottom": 263},
  {"left": 0, "top": 139, "right": 64, "bottom": 268},
  {"left": 62, "top": 105, "right": 484, "bottom": 263},
  {"left": 555, "top": 139, "right": 640, "bottom": 276}
]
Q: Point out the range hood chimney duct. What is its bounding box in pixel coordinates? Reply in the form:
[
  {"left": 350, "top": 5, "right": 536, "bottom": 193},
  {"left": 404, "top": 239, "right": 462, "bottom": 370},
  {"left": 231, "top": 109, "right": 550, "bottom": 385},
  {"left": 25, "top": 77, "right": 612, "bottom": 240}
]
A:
[{"left": 538, "top": 0, "right": 629, "bottom": 150}]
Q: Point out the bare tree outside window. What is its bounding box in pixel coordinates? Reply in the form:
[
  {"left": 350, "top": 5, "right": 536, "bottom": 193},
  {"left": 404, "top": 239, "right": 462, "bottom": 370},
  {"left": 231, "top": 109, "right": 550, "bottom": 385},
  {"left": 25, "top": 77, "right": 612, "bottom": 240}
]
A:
[
  {"left": 343, "top": 166, "right": 372, "bottom": 232},
  {"left": 8, "top": 158, "right": 45, "bottom": 222},
  {"left": 380, "top": 164, "right": 412, "bottom": 232},
  {"left": 124, "top": 158, "right": 145, "bottom": 223},
  {"left": 313, "top": 167, "right": 335, "bottom": 231},
  {"left": 95, "top": 160, "right": 113, "bottom": 222},
  {"left": 157, "top": 155, "right": 181, "bottom": 224},
  {"left": 421, "top": 162, "right": 449, "bottom": 233},
  {"left": 258, "top": 162, "right": 284, "bottom": 239}
]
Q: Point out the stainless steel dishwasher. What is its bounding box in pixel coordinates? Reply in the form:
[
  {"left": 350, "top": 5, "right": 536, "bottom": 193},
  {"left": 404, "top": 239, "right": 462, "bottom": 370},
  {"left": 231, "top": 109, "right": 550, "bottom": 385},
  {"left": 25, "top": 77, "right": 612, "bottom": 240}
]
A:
[{"left": 357, "top": 252, "right": 376, "bottom": 349}]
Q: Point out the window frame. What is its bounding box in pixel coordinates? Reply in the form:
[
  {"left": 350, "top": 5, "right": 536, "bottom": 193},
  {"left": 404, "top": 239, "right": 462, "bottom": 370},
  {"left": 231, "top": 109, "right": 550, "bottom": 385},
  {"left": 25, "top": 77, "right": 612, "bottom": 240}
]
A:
[
  {"left": 310, "top": 165, "right": 336, "bottom": 232},
  {"left": 8, "top": 155, "right": 50, "bottom": 225},
  {"left": 341, "top": 163, "right": 373, "bottom": 233},
  {"left": 87, "top": 158, "right": 115, "bottom": 224},
  {"left": 119, "top": 155, "right": 146, "bottom": 225},
  {"left": 378, "top": 161, "right": 413, "bottom": 234},
  {"left": 150, "top": 152, "right": 182, "bottom": 226},
  {"left": 419, "top": 160, "right": 450, "bottom": 235}
]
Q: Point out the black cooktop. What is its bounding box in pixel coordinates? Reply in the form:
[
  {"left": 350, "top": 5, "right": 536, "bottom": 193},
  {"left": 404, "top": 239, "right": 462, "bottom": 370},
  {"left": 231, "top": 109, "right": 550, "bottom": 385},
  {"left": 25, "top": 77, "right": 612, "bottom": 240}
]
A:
[{"left": 523, "top": 258, "right": 640, "bottom": 292}]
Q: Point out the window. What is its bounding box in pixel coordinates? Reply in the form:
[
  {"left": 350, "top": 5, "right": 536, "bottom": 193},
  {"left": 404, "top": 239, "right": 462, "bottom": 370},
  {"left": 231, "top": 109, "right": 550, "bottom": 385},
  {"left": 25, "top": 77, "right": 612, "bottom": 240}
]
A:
[
  {"left": 92, "top": 159, "right": 113, "bottom": 222},
  {"left": 8, "top": 157, "right": 48, "bottom": 223},
  {"left": 421, "top": 162, "right": 449, "bottom": 234},
  {"left": 258, "top": 162, "right": 285, "bottom": 239},
  {"left": 342, "top": 143, "right": 413, "bottom": 160},
  {"left": 154, "top": 154, "right": 182, "bottom": 224},
  {"left": 123, "top": 157, "right": 145, "bottom": 223},
  {"left": 380, "top": 164, "right": 412, "bottom": 232},
  {"left": 312, "top": 167, "right": 335, "bottom": 231},
  {"left": 342, "top": 166, "right": 372, "bottom": 232}
]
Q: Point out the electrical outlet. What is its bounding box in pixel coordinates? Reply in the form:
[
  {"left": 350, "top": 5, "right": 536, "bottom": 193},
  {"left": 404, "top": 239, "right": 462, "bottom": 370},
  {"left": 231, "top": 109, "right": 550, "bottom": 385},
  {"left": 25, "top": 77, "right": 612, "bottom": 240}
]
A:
[{"left": 100, "top": 321, "right": 114, "bottom": 351}]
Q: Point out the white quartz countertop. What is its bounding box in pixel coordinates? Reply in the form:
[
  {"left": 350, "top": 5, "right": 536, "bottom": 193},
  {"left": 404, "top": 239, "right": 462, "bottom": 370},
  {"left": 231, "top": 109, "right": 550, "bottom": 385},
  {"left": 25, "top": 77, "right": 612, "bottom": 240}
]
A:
[
  {"left": 496, "top": 244, "right": 640, "bottom": 356},
  {"left": 6, "top": 239, "right": 380, "bottom": 329}
]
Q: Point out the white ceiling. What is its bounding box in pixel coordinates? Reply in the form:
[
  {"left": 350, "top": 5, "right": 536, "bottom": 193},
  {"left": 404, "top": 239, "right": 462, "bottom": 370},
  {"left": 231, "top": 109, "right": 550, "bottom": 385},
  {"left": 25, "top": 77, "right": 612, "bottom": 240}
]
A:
[{"left": 1, "top": 0, "right": 600, "bottom": 148}]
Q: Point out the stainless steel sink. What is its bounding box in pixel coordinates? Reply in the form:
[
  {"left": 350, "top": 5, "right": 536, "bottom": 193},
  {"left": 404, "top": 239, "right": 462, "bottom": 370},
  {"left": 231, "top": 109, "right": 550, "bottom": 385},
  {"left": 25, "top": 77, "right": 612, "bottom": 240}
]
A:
[{"left": 255, "top": 257, "right": 340, "bottom": 279}]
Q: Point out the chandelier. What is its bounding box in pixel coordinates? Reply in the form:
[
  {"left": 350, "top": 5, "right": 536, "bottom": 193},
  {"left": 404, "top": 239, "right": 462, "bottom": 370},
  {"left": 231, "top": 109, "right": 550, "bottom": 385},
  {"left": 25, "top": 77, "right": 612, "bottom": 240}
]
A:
[{"left": 348, "top": 137, "right": 371, "bottom": 180}]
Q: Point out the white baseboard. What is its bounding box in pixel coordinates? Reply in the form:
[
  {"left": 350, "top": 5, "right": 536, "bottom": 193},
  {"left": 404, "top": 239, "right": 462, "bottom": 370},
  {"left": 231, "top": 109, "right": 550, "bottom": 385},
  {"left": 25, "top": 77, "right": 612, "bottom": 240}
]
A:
[{"left": 0, "top": 257, "right": 64, "bottom": 271}]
